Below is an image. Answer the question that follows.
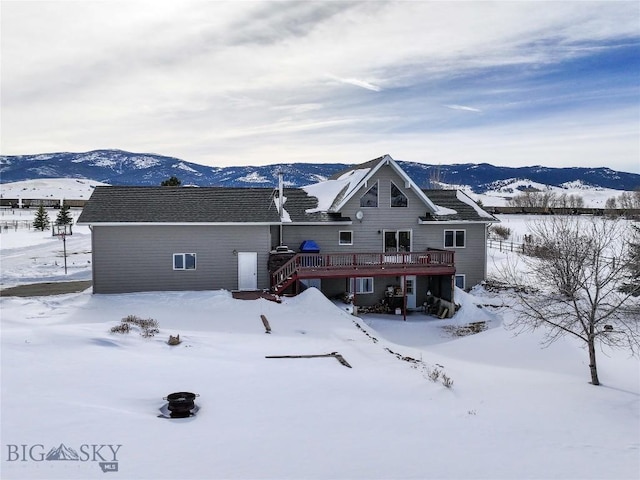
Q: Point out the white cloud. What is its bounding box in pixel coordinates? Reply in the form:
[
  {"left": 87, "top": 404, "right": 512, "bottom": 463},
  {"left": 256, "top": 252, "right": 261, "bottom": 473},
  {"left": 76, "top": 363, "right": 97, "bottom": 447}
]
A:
[
  {"left": 325, "top": 74, "right": 383, "bottom": 92},
  {"left": 444, "top": 105, "right": 482, "bottom": 113},
  {"left": 1, "top": 1, "right": 638, "bottom": 174}
]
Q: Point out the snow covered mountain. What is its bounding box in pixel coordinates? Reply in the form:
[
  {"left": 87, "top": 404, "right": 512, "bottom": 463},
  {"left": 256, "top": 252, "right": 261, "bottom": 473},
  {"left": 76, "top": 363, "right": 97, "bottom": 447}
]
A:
[
  {"left": 0, "top": 150, "right": 347, "bottom": 188},
  {"left": 1, "top": 149, "right": 638, "bottom": 193}
]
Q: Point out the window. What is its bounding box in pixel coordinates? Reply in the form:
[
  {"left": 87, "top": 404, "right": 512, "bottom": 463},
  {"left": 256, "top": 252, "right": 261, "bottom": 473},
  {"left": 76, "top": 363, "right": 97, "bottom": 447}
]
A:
[
  {"left": 360, "top": 182, "right": 378, "bottom": 207},
  {"left": 405, "top": 278, "right": 414, "bottom": 295},
  {"left": 444, "top": 229, "right": 466, "bottom": 248},
  {"left": 173, "top": 253, "right": 196, "bottom": 270},
  {"left": 349, "top": 277, "right": 374, "bottom": 294},
  {"left": 455, "top": 274, "right": 466, "bottom": 290},
  {"left": 384, "top": 230, "right": 411, "bottom": 252},
  {"left": 339, "top": 230, "right": 353, "bottom": 245},
  {"left": 390, "top": 182, "right": 408, "bottom": 207}
]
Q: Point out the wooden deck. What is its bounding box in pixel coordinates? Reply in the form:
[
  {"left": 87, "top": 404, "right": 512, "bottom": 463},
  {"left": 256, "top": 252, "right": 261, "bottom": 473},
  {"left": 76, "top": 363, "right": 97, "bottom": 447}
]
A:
[{"left": 271, "top": 250, "right": 455, "bottom": 293}]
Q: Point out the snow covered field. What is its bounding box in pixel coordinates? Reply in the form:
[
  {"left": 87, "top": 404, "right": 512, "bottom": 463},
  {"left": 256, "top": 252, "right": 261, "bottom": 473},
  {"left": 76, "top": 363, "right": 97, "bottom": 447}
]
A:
[
  {"left": 0, "top": 208, "right": 92, "bottom": 288},
  {"left": 1, "top": 213, "right": 639, "bottom": 479}
]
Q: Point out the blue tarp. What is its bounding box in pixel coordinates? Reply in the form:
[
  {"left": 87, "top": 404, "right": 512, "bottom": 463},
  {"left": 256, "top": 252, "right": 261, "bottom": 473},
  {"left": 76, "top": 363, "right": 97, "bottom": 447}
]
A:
[{"left": 299, "top": 240, "right": 320, "bottom": 253}]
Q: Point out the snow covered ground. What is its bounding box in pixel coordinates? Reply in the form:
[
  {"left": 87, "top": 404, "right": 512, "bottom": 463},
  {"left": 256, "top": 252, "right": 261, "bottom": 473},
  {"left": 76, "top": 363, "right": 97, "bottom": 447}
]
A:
[
  {"left": 1, "top": 213, "right": 639, "bottom": 479},
  {"left": 456, "top": 178, "right": 630, "bottom": 208},
  {"left": 0, "top": 178, "right": 108, "bottom": 202},
  {"left": 0, "top": 208, "right": 92, "bottom": 288}
]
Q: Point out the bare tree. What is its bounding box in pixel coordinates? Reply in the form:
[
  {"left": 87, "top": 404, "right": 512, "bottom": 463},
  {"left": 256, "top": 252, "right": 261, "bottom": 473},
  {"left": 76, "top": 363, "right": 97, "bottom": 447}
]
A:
[
  {"left": 621, "top": 224, "right": 640, "bottom": 296},
  {"left": 507, "top": 190, "right": 558, "bottom": 209},
  {"left": 607, "top": 190, "right": 640, "bottom": 211},
  {"left": 605, "top": 197, "right": 617, "bottom": 210},
  {"left": 618, "top": 191, "right": 637, "bottom": 210},
  {"left": 555, "top": 193, "right": 584, "bottom": 209},
  {"left": 497, "top": 216, "right": 640, "bottom": 385},
  {"left": 428, "top": 165, "right": 447, "bottom": 189},
  {"left": 567, "top": 194, "right": 584, "bottom": 209}
]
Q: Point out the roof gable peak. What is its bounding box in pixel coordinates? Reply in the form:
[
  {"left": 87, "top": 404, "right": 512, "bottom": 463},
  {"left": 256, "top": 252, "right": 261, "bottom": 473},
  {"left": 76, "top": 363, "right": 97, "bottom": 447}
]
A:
[{"left": 333, "top": 155, "right": 438, "bottom": 213}]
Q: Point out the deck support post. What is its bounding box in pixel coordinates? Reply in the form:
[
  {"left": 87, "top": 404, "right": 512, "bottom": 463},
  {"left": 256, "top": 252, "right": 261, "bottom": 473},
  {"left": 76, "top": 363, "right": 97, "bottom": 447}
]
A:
[
  {"left": 351, "top": 276, "right": 356, "bottom": 310},
  {"left": 403, "top": 275, "right": 407, "bottom": 321}
]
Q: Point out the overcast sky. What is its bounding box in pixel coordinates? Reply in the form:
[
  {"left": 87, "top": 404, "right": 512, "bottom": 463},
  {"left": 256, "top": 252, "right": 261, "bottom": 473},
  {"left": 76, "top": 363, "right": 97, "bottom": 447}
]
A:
[{"left": 2, "top": 1, "right": 639, "bottom": 173}]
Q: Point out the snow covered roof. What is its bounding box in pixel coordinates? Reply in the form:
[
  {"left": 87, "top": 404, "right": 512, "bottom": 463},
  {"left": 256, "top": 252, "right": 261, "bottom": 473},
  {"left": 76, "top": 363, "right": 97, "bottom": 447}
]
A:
[
  {"left": 77, "top": 160, "right": 496, "bottom": 225},
  {"left": 303, "top": 154, "right": 441, "bottom": 214},
  {"left": 302, "top": 167, "right": 371, "bottom": 213},
  {"left": 421, "top": 189, "right": 498, "bottom": 222}
]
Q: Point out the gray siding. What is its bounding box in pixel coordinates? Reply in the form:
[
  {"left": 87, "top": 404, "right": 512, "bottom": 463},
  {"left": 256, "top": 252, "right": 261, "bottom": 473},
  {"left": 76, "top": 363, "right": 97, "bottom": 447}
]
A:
[
  {"left": 88, "top": 163, "right": 488, "bottom": 295},
  {"left": 92, "top": 225, "right": 272, "bottom": 294},
  {"left": 283, "top": 164, "right": 430, "bottom": 252},
  {"left": 418, "top": 222, "right": 487, "bottom": 288},
  {"left": 282, "top": 164, "right": 488, "bottom": 289}
]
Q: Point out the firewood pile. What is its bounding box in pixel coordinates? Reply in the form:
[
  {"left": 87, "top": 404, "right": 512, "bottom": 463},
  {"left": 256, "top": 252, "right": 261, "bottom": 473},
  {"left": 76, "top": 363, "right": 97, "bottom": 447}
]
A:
[{"left": 356, "top": 302, "right": 390, "bottom": 314}]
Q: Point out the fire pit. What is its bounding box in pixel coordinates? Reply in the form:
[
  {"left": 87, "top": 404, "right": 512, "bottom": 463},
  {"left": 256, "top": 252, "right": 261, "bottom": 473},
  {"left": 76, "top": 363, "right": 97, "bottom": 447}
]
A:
[{"left": 160, "top": 392, "right": 200, "bottom": 418}]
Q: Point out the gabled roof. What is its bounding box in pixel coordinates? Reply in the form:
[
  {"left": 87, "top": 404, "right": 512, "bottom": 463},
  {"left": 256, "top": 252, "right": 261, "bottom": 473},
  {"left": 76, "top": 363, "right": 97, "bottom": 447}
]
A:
[
  {"left": 77, "top": 186, "right": 347, "bottom": 225},
  {"left": 421, "top": 189, "right": 498, "bottom": 222},
  {"left": 303, "top": 154, "right": 441, "bottom": 214}
]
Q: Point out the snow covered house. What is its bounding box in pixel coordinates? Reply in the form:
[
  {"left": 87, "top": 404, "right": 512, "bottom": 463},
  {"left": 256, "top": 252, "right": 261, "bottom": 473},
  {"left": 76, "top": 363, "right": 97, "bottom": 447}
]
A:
[{"left": 77, "top": 155, "right": 497, "bottom": 314}]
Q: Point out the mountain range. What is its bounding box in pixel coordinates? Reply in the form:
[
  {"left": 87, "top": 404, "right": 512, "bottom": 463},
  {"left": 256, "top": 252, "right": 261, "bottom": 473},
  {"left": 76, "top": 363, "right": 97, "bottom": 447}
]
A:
[{"left": 1, "top": 149, "right": 638, "bottom": 193}]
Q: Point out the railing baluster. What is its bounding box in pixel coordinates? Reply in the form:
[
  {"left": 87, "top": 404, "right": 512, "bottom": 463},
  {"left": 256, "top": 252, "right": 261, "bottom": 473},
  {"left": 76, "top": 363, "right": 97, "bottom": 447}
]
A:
[{"left": 272, "top": 249, "right": 455, "bottom": 290}]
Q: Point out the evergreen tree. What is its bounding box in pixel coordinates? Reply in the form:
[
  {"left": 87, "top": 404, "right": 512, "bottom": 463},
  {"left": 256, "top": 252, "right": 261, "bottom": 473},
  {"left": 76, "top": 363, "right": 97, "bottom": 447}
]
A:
[
  {"left": 161, "top": 176, "right": 181, "bottom": 186},
  {"left": 33, "top": 205, "right": 50, "bottom": 231},
  {"left": 55, "top": 205, "right": 73, "bottom": 225}
]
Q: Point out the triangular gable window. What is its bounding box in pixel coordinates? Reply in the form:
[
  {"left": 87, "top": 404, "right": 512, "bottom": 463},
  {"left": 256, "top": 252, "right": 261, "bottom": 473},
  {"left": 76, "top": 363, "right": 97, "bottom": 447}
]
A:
[
  {"left": 360, "top": 182, "right": 378, "bottom": 207},
  {"left": 391, "top": 182, "right": 408, "bottom": 207}
]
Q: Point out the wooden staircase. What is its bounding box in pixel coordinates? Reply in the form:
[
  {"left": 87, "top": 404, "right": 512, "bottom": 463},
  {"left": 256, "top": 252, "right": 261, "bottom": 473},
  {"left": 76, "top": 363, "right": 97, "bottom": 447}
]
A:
[{"left": 270, "top": 255, "right": 300, "bottom": 294}]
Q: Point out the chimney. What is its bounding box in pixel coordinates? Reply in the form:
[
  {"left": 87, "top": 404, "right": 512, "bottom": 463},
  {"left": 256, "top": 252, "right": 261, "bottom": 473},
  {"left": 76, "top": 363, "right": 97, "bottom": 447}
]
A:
[{"left": 278, "top": 170, "right": 284, "bottom": 221}]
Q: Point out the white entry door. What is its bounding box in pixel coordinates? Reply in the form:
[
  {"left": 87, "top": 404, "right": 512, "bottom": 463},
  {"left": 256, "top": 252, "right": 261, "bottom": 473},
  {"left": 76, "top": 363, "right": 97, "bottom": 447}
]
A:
[
  {"left": 238, "top": 252, "right": 258, "bottom": 291},
  {"left": 404, "top": 276, "right": 417, "bottom": 310}
]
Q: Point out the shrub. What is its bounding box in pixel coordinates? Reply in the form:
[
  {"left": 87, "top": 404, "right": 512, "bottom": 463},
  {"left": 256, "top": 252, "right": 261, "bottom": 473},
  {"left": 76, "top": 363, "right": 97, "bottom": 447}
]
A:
[
  {"left": 490, "top": 225, "right": 511, "bottom": 240},
  {"left": 110, "top": 323, "right": 130, "bottom": 334},
  {"left": 111, "top": 315, "right": 159, "bottom": 337},
  {"left": 427, "top": 367, "right": 442, "bottom": 382}
]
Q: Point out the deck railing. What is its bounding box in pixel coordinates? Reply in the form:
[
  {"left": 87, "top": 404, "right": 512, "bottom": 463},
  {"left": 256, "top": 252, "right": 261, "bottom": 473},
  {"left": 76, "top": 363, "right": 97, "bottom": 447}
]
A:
[{"left": 271, "top": 249, "right": 454, "bottom": 290}]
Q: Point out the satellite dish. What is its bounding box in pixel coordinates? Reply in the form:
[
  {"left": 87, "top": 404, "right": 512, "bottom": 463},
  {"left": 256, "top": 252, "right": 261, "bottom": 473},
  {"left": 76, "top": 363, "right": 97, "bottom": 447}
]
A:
[{"left": 355, "top": 210, "right": 364, "bottom": 221}]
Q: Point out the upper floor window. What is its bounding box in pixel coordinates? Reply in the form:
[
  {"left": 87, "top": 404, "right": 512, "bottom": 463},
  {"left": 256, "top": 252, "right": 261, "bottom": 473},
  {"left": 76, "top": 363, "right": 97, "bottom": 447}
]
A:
[
  {"left": 390, "top": 182, "right": 408, "bottom": 207},
  {"left": 173, "top": 253, "right": 196, "bottom": 270},
  {"left": 339, "top": 230, "right": 353, "bottom": 245},
  {"left": 444, "top": 230, "right": 465, "bottom": 248},
  {"left": 360, "top": 182, "right": 378, "bottom": 207}
]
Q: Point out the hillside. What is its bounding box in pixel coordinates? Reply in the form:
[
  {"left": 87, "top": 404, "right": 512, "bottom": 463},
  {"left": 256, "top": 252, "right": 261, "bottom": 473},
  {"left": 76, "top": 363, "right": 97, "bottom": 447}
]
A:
[{"left": 2, "top": 150, "right": 638, "bottom": 193}]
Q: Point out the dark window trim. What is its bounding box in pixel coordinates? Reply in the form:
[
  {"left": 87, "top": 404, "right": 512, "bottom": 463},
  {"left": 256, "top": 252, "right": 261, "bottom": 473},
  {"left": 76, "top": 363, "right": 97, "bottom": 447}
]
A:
[
  {"left": 360, "top": 181, "right": 379, "bottom": 208},
  {"left": 390, "top": 181, "right": 408, "bottom": 208},
  {"left": 444, "top": 229, "right": 466, "bottom": 248}
]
